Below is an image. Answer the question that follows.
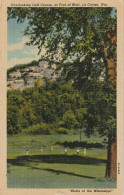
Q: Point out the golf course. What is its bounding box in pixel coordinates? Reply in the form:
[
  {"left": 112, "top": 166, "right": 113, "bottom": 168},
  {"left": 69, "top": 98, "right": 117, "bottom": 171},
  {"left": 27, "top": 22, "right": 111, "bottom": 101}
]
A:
[
  {"left": 7, "top": 132, "right": 116, "bottom": 188},
  {"left": 7, "top": 7, "right": 117, "bottom": 188}
]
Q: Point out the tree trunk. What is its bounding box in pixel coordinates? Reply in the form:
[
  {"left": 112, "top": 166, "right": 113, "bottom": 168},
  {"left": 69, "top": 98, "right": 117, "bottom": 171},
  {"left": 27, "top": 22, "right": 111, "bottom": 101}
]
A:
[
  {"left": 100, "top": 38, "right": 116, "bottom": 86},
  {"left": 100, "top": 26, "right": 117, "bottom": 179},
  {"left": 105, "top": 134, "right": 117, "bottom": 179}
]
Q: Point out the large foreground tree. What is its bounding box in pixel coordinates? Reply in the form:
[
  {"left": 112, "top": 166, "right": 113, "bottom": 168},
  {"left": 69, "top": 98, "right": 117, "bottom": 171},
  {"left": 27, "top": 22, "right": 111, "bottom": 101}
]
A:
[{"left": 8, "top": 7, "right": 117, "bottom": 179}]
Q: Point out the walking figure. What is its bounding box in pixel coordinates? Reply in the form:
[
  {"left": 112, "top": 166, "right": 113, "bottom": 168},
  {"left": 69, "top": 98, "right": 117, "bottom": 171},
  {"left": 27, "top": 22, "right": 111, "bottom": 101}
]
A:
[
  {"left": 51, "top": 146, "right": 53, "bottom": 151},
  {"left": 41, "top": 148, "right": 43, "bottom": 153},
  {"left": 26, "top": 149, "right": 29, "bottom": 155},
  {"left": 76, "top": 149, "right": 80, "bottom": 155},
  {"left": 84, "top": 147, "right": 86, "bottom": 155},
  {"left": 64, "top": 148, "right": 68, "bottom": 155}
]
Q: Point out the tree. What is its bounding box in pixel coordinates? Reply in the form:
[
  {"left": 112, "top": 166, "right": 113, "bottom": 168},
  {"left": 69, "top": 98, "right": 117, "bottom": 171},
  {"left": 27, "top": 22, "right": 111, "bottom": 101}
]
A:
[
  {"left": 62, "top": 110, "right": 78, "bottom": 129},
  {"left": 7, "top": 91, "right": 25, "bottom": 135},
  {"left": 8, "top": 7, "right": 117, "bottom": 179},
  {"left": 84, "top": 80, "right": 116, "bottom": 179},
  {"left": 35, "top": 78, "right": 42, "bottom": 87},
  {"left": 75, "top": 108, "right": 87, "bottom": 129}
]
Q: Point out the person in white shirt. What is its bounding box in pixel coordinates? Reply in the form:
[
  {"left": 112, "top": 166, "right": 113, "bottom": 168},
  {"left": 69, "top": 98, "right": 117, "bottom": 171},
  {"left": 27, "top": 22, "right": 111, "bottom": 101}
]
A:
[
  {"left": 76, "top": 149, "right": 80, "bottom": 155},
  {"left": 84, "top": 148, "right": 86, "bottom": 155},
  {"left": 26, "top": 149, "right": 29, "bottom": 155},
  {"left": 64, "top": 148, "right": 67, "bottom": 155}
]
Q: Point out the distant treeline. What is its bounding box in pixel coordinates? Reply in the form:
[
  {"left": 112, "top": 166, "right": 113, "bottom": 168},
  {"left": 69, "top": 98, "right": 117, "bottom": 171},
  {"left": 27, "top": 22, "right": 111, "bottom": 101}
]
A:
[
  {"left": 7, "top": 80, "right": 87, "bottom": 135},
  {"left": 7, "top": 60, "right": 39, "bottom": 76},
  {"left": 7, "top": 78, "right": 116, "bottom": 137}
]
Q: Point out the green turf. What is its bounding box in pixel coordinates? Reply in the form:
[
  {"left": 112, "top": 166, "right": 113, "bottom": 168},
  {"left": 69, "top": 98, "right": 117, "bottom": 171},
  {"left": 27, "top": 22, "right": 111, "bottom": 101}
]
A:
[
  {"left": 7, "top": 132, "right": 116, "bottom": 188},
  {"left": 7, "top": 131, "right": 107, "bottom": 149}
]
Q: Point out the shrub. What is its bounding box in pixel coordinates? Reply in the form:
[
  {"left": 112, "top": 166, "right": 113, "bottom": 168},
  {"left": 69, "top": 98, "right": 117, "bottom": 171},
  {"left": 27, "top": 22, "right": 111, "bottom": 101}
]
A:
[
  {"left": 22, "top": 122, "right": 50, "bottom": 135},
  {"left": 56, "top": 127, "right": 69, "bottom": 134}
]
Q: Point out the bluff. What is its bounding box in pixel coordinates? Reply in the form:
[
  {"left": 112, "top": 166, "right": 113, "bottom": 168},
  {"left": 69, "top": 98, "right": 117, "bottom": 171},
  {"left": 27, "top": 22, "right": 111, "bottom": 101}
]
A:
[{"left": 7, "top": 60, "right": 61, "bottom": 90}]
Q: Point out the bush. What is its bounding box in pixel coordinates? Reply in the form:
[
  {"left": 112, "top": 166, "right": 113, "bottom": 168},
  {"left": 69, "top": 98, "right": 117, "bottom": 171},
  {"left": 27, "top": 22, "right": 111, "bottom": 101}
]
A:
[
  {"left": 56, "top": 127, "right": 69, "bottom": 134},
  {"left": 22, "top": 122, "right": 51, "bottom": 135}
]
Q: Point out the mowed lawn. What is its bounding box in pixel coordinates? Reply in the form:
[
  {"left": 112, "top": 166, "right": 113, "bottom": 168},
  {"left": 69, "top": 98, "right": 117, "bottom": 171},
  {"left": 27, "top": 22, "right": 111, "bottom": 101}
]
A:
[{"left": 7, "top": 133, "right": 116, "bottom": 188}]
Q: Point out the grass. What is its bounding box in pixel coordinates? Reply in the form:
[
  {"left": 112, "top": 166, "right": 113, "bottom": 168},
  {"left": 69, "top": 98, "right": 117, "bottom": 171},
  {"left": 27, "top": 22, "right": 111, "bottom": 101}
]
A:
[
  {"left": 7, "top": 132, "right": 116, "bottom": 188},
  {"left": 7, "top": 131, "right": 107, "bottom": 149}
]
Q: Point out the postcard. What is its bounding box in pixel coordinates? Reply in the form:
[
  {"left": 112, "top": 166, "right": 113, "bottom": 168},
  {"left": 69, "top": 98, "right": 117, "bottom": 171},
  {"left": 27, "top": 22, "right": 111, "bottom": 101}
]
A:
[{"left": 0, "top": 0, "right": 123, "bottom": 194}]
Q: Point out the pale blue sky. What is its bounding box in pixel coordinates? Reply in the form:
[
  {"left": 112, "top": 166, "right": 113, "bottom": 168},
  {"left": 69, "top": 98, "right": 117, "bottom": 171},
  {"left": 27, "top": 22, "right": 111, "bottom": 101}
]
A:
[
  {"left": 8, "top": 18, "right": 27, "bottom": 45},
  {"left": 7, "top": 18, "right": 41, "bottom": 69}
]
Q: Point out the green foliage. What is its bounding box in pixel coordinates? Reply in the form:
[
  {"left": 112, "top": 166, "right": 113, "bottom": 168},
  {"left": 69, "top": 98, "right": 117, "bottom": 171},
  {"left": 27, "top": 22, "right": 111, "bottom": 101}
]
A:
[
  {"left": 56, "top": 127, "right": 69, "bottom": 134},
  {"left": 7, "top": 78, "right": 116, "bottom": 139},
  {"left": 7, "top": 60, "right": 39, "bottom": 76},
  {"left": 7, "top": 81, "right": 87, "bottom": 135},
  {"left": 75, "top": 108, "right": 87, "bottom": 128},
  {"left": 7, "top": 8, "right": 117, "bottom": 140},
  {"left": 22, "top": 122, "right": 51, "bottom": 135},
  {"left": 62, "top": 110, "right": 79, "bottom": 129},
  {"left": 7, "top": 8, "right": 116, "bottom": 57},
  {"left": 84, "top": 80, "right": 116, "bottom": 138},
  {"left": 35, "top": 78, "right": 42, "bottom": 87},
  {"left": 7, "top": 91, "right": 24, "bottom": 135}
]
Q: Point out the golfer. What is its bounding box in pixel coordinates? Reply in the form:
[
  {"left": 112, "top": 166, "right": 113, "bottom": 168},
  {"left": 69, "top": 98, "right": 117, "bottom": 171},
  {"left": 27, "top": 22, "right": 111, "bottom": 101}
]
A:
[
  {"left": 51, "top": 146, "right": 53, "bottom": 151},
  {"left": 64, "top": 148, "right": 68, "bottom": 155},
  {"left": 26, "top": 149, "right": 29, "bottom": 155},
  {"left": 84, "top": 147, "right": 86, "bottom": 155},
  {"left": 76, "top": 149, "right": 80, "bottom": 155}
]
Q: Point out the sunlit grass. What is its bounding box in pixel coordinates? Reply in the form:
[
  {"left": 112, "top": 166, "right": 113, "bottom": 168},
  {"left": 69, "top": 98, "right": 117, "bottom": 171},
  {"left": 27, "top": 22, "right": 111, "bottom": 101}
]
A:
[{"left": 7, "top": 132, "right": 116, "bottom": 188}]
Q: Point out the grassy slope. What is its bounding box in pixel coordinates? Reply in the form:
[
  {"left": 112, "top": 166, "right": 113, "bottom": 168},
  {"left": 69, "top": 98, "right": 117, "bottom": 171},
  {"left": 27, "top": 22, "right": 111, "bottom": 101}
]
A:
[{"left": 8, "top": 131, "right": 107, "bottom": 150}]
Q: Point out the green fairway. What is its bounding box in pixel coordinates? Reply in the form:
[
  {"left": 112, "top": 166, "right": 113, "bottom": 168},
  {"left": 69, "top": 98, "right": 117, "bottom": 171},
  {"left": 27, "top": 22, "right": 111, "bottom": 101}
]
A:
[{"left": 7, "top": 133, "right": 116, "bottom": 188}]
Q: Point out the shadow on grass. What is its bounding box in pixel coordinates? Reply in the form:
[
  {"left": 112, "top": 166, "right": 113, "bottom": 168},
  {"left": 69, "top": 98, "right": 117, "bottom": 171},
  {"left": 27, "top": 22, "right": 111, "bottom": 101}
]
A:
[
  {"left": 56, "top": 141, "right": 105, "bottom": 148},
  {"left": 8, "top": 154, "right": 106, "bottom": 167},
  {"left": 30, "top": 166, "right": 97, "bottom": 179}
]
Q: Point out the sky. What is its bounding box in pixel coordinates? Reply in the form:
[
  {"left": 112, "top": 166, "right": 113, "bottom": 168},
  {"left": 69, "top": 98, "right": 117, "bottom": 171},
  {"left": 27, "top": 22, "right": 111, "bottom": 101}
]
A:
[{"left": 7, "top": 18, "right": 41, "bottom": 69}]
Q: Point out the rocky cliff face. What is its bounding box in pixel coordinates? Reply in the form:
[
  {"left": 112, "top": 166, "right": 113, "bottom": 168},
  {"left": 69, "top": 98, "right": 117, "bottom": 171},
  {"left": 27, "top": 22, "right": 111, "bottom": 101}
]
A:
[{"left": 7, "top": 61, "right": 61, "bottom": 90}]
